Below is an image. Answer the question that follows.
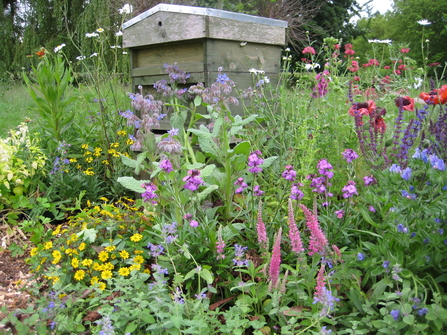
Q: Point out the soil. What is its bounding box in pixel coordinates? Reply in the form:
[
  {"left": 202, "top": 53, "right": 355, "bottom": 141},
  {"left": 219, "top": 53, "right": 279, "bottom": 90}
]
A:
[{"left": 0, "top": 250, "right": 34, "bottom": 329}]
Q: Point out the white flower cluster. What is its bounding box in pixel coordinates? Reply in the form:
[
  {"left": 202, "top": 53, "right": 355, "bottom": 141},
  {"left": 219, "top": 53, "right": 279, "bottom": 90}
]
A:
[
  {"left": 248, "top": 68, "right": 265, "bottom": 75},
  {"left": 305, "top": 63, "right": 320, "bottom": 71},
  {"left": 54, "top": 43, "right": 66, "bottom": 53},
  {"left": 368, "top": 39, "right": 392, "bottom": 44},
  {"left": 417, "top": 19, "right": 431, "bottom": 26},
  {"left": 86, "top": 32, "right": 99, "bottom": 38},
  {"left": 119, "top": 4, "right": 133, "bottom": 15}
]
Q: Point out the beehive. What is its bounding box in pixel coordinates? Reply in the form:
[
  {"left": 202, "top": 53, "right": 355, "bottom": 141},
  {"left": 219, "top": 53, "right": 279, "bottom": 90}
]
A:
[{"left": 123, "top": 3, "right": 288, "bottom": 127}]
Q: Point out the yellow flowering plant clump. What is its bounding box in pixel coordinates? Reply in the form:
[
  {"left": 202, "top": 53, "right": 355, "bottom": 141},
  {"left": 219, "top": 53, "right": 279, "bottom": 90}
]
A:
[
  {"left": 26, "top": 197, "right": 154, "bottom": 292},
  {"left": 0, "top": 123, "right": 46, "bottom": 209}
]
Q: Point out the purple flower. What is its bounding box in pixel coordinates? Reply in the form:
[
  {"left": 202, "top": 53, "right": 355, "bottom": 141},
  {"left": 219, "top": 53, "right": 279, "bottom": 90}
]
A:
[
  {"left": 342, "top": 181, "right": 358, "bottom": 198},
  {"left": 247, "top": 150, "right": 264, "bottom": 174},
  {"left": 401, "top": 190, "right": 416, "bottom": 199},
  {"left": 383, "top": 260, "right": 390, "bottom": 268},
  {"left": 401, "top": 167, "right": 412, "bottom": 181},
  {"left": 369, "top": 206, "right": 376, "bottom": 212},
  {"left": 159, "top": 159, "right": 174, "bottom": 173},
  {"left": 418, "top": 308, "right": 429, "bottom": 316},
  {"left": 357, "top": 252, "right": 365, "bottom": 261},
  {"left": 141, "top": 182, "right": 158, "bottom": 204},
  {"left": 183, "top": 169, "right": 204, "bottom": 191},
  {"left": 189, "top": 220, "right": 199, "bottom": 227},
  {"left": 253, "top": 185, "right": 264, "bottom": 196},
  {"left": 342, "top": 149, "right": 359, "bottom": 163},
  {"left": 234, "top": 177, "right": 248, "bottom": 193},
  {"left": 335, "top": 210, "right": 344, "bottom": 219},
  {"left": 290, "top": 183, "right": 304, "bottom": 200},
  {"left": 312, "top": 287, "right": 340, "bottom": 317},
  {"left": 233, "top": 244, "right": 249, "bottom": 267},
  {"left": 317, "top": 159, "right": 334, "bottom": 178},
  {"left": 282, "top": 165, "right": 297, "bottom": 181},
  {"left": 363, "top": 175, "right": 376, "bottom": 186},
  {"left": 397, "top": 224, "right": 407, "bottom": 233},
  {"left": 389, "top": 164, "right": 402, "bottom": 173},
  {"left": 146, "top": 243, "right": 164, "bottom": 257},
  {"left": 438, "top": 229, "right": 444, "bottom": 235},
  {"left": 433, "top": 157, "right": 446, "bottom": 171},
  {"left": 390, "top": 309, "right": 400, "bottom": 321}
]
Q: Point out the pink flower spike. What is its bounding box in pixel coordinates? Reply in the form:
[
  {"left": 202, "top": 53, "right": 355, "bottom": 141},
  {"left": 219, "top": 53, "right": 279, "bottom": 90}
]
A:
[
  {"left": 257, "top": 201, "right": 268, "bottom": 249},
  {"left": 300, "top": 204, "right": 328, "bottom": 256},
  {"left": 314, "top": 263, "right": 326, "bottom": 300},
  {"left": 269, "top": 227, "right": 282, "bottom": 289},
  {"left": 287, "top": 199, "right": 304, "bottom": 253}
]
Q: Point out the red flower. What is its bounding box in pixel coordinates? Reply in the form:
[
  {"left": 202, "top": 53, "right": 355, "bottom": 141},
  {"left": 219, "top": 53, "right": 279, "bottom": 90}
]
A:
[
  {"left": 35, "top": 48, "right": 46, "bottom": 57},
  {"left": 398, "top": 64, "right": 407, "bottom": 71},
  {"left": 348, "top": 100, "right": 376, "bottom": 117},
  {"left": 348, "top": 60, "right": 359, "bottom": 72},
  {"left": 374, "top": 116, "right": 387, "bottom": 133},
  {"left": 354, "top": 76, "right": 360, "bottom": 81},
  {"left": 419, "top": 85, "right": 447, "bottom": 105},
  {"left": 368, "top": 59, "right": 380, "bottom": 66},
  {"left": 302, "top": 46, "right": 316, "bottom": 55},
  {"left": 395, "top": 96, "right": 415, "bottom": 111},
  {"left": 382, "top": 75, "right": 392, "bottom": 84},
  {"left": 345, "top": 49, "right": 355, "bottom": 56},
  {"left": 345, "top": 44, "right": 353, "bottom": 49},
  {"left": 334, "top": 44, "right": 340, "bottom": 50},
  {"left": 428, "top": 62, "right": 441, "bottom": 67},
  {"left": 393, "top": 70, "right": 401, "bottom": 75},
  {"left": 400, "top": 48, "right": 410, "bottom": 53},
  {"left": 383, "top": 65, "right": 391, "bottom": 69}
]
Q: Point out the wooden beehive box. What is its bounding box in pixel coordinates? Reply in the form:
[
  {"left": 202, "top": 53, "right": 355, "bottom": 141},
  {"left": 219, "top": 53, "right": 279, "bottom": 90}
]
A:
[{"left": 123, "top": 3, "right": 287, "bottom": 128}]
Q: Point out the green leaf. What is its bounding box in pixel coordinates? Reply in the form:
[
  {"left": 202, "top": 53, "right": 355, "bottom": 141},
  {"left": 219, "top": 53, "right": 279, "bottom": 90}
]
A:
[
  {"left": 403, "top": 314, "right": 414, "bottom": 325},
  {"left": 197, "top": 185, "right": 219, "bottom": 201},
  {"left": 120, "top": 154, "right": 137, "bottom": 168},
  {"left": 260, "top": 156, "right": 278, "bottom": 169},
  {"left": 141, "top": 309, "right": 156, "bottom": 324},
  {"left": 200, "top": 268, "right": 214, "bottom": 285},
  {"left": 232, "top": 141, "right": 251, "bottom": 156},
  {"left": 117, "top": 177, "right": 151, "bottom": 193},
  {"left": 200, "top": 164, "right": 216, "bottom": 177},
  {"left": 359, "top": 207, "right": 382, "bottom": 229},
  {"left": 125, "top": 322, "right": 139, "bottom": 333},
  {"left": 184, "top": 268, "right": 197, "bottom": 281},
  {"left": 194, "top": 96, "right": 202, "bottom": 107},
  {"left": 77, "top": 228, "right": 97, "bottom": 243}
]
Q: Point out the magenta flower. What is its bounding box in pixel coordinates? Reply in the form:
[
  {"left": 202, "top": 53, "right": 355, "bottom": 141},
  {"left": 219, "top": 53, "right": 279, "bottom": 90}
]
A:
[
  {"left": 317, "top": 159, "right": 334, "bottom": 179},
  {"left": 141, "top": 182, "right": 158, "bottom": 204},
  {"left": 183, "top": 213, "right": 199, "bottom": 227},
  {"left": 183, "top": 169, "right": 204, "bottom": 191},
  {"left": 335, "top": 210, "right": 344, "bottom": 218},
  {"left": 247, "top": 150, "right": 264, "bottom": 174},
  {"left": 314, "top": 264, "right": 325, "bottom": 300},
  {"left": 216, "top": 226, "right": 226, "bottom": 260},
  {"left": 312, "top": 70, "right": 330, "bottom": 98},
  {"left": 290, "top": 182, "right": 304, "bottom": 200},
  {"left": 282, "top": 165, "right": 297, "bottom": 181},
  {"left": 234, "top": 177, "right": 248, "bottom": 193},
  {"left": 269, "top": 227, "right": 282, "bottom": 289},
  {"left": 342, "top": 149, "right": 359, "bottom": 163},
  {"left": 253, "top": 185, "right": 264, "bottom": 196},
  {"left": 363, "top": 175, "right": 376, "bottom": 186},
  {"left": 300, "top": 204, "right": 328, "bottom": 256},
  {"left": 159, "top": 159, "right": 174, "bottom": 173},
  {"left": 287, "top": 199, "right": 304, "bottom": 253},
  {"left": 342, "top": 180, "right": 358, "bottom": 198}
]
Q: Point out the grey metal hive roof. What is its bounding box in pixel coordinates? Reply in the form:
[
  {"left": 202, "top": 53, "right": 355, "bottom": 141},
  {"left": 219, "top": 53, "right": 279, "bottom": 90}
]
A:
[{"left": 123, "top": 3, "right": 288, "bottom": 30}]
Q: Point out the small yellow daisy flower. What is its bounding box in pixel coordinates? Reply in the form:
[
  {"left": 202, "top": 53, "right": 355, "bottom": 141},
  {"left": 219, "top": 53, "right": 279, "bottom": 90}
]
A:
[
  {"left": 126, "top": 139, "right": 134, "bottom": 145},
  {"left": 130, "top": 233, "right": 143, "bottom": 242},
  {"left": 129, "top": 264, "right": 141, "bottom": 271},
  {"left": 101, "top": 270, "right": 112, "bottom": 280},
  {"left": 133, "top": 255, "right": 144, "bottom": 264},
  {"left": 90, "top": 276, "right": 99, "bottom": 285},
  {"left": 52, "top": 225, "right": 61, "bottom": 236},
  {"left": 117, "top": 130, "right": 127, "bottom": 136},
  {"left": 52, "top": 250, "right": 61, "bottom": 264},
  {"left": 81, "top": 144, "right": 89, "bottom": 150},
  {"left": 104, "top": 262, "right": 114, "bottom": 271},
  {"left": 44, "top": 241, "right": 53, "bottom": 250},
  {"left": 98, "top": 251, "right": 109, "bottom": 262},
  {"left": 71, "top": 258, "right": 79, "bottom": 268},
  {"left": 98, "top": 282, "right": 106, "bottom": 290},
  {"left": 105, "top": 245, "right": 116, "bottom": 252},
  {"left": 118, "top": 267, "right": 130, "bottom": 276},
  {"left": 69, "top": 158, "right": 77, "bottom": 163},
  {"left": 96, "top": 28, "right": 104, "bottom": 33},
  {"left": 102, "top": 160, "right": 109, "bottom": 165},
  {"left": 30, "top": 247, "right": 38, "bottom": 256},
  {"left": 134, "top": 250, "right": 144, "bottom": 255},
  {"left": 82, "top": 259, "right": 93, "bottom": 267},
  {"left": 74, "top": 270, "right": 85, "bottom": 281},
  {"left": 83, "top": 168, "right": 94, "bottom": 176},
  {"left": 79, "top": 242, "right": 86, "bottom": 251},
  {"left": 85, "top": 157, "right": 94, "bottom": 163},
  {"left": 119, "top": 250, "right": 130, "bottom": 259},
  {"left": 143, "top": 268, "right": 151, "bottom": 274}
]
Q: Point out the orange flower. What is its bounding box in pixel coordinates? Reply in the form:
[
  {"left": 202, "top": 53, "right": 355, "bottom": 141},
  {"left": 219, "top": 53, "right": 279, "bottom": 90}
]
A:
[
  {"left": 419, "top": 85, "right": 447, "bottom": 105},
  {"left": 348, "top": 100, "right": 376, "bottom": 117},
  {"left": 35, "top": 48, "right": 46, "bottom": 58},
  {"left": 395, "top": 96, "right": 414, "bottom": 112}
]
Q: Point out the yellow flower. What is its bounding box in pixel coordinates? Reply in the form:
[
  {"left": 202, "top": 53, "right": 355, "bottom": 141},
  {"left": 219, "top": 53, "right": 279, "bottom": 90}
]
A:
[
  {"left": 105, "top": 245, "right": 116, "bottom": 252},
  {"left": 126, "top": 139, "right": 134, "bottom": 145},
  {"left": 104, "top": 262, "right": 114, "bottom": 271},
  {"left": 69, "top": 158, "right": 77, "bottom": 163},
  {"left": 102, "top": 160, "right": 110, "bottom": 165},
  {"left": 44, "top": 241, "right": 53, "bottom": 250},
  {"left": 101, "top": 270, "right": 112, "bottom": 280},
  {"left": 70, "top": 234, "right": 79, "bottom": 242},
  {"left": 52, "top": 250, "right": 61, "bottom": 264},
  {"left": 86, "top": 200, "right": 91, "bottom": 207},
  {"left": 84, "top": 150, "right": 92, "bottom": 156},
  {"left": 117, "top": 130, "right": 127, "bottom": 136},
  {"left": 98, "top": 251, "right": 109, "bottom": 262},
  {"left": 65, "top": 248, "right": 74, "bottom": 255},
  {"left": 91, "top": 276, "right": 99, "bottom": 285},
  {"left": 110, "top": 142, "right": 119, "bottom": 148},
  {"left": 129, "top": 264, "right": 141, "bottom": 271},
  {"left": 134, "top": 250, "right": 144, "bottom": 255},
  {"left": 111, "top": 254, "right": 116, "bottom": 259},
  {"left": 85, "top": 157, "right": 93, "bottom": 163},
  {"left": 119, "top": 250, "right": 129, "bottom": 259},
  {"left": 74, "top": 270, "right": 85, "bottom": 281},
  {"left": 40, "top": 257, "right": 47, "bottom": 264},
  {"left": 71, "top": 258, "right": 79, "bottom": 268},
  {"left": 52, "top": 225, "right": 61, "bottom": 236},
  {"left": 59, "top": 293, "right": 66, "bottom": 299},
  {"left": 82, "top": 259, "right": 93, "bottom": 267},
  {"left": 143, "top": 268, "right": 151, "bottom": 275},
  {"left": 30, "top": 247, "right": 38, "bottom": 256},
  {"left": 99, "top": 196, "right": 108, "bottom": 202},
  {"left": 76, "top": 164, "right": 82, "bottom": 169},
  {"left": 51, "top": 276, "right": 60, "bottom": 284},
  {"left": 130, "top": 233, "right": 143, "bottom": 242},
  {"left": 81, "top": 144, "right": 89, "bottom": 149},
  {"left": 118, "top": 267, "right": 130, "bottom": 276},
  {"left": 98, "top": 282, "right": 106, "bottom": 290},
  {"left": 83, "top": 168, "right": 94, "bottom": 176},
  {"left": 79, "top": 242, "right": 86, "bottom": 251},
  {"left": 133, "top": 255, "right": 144, "bottom": 264}
]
